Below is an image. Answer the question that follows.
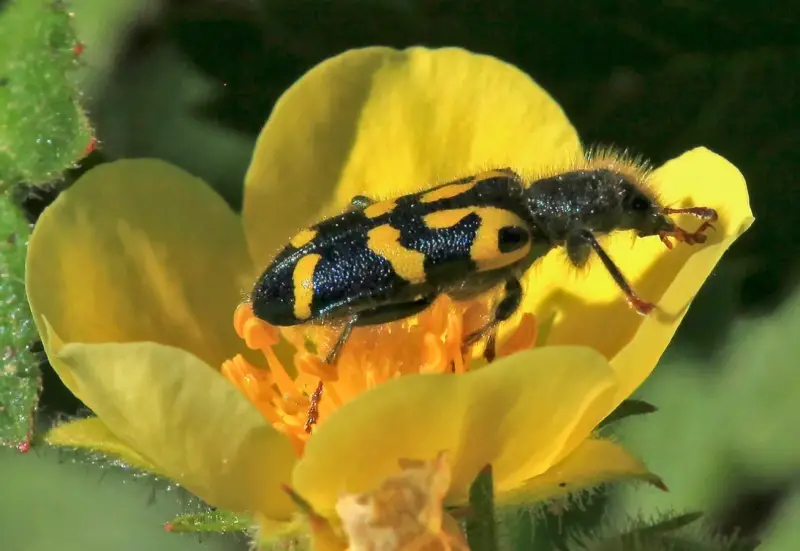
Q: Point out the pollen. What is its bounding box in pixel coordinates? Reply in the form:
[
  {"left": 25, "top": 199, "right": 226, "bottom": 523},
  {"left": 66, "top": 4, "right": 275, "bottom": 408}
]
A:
[{"left": 222, "top": 296, "right": 537, "bottom": 454}]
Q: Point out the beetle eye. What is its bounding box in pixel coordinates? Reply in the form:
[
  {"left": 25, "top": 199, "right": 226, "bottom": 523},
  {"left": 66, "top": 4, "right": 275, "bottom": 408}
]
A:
[{"left": 630, "top": 195, "right": 650, "bottom": 212}]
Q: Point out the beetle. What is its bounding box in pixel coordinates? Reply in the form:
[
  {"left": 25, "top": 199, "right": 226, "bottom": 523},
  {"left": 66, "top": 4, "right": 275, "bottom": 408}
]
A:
[{"left": 251, "top": 161, "right": 717, "bottom": 369}]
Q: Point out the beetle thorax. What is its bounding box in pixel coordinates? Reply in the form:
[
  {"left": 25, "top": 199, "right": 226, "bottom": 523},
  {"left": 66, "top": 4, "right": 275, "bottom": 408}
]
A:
[{"left": 525, "top": 169, "right": 631, "bottom": 243}]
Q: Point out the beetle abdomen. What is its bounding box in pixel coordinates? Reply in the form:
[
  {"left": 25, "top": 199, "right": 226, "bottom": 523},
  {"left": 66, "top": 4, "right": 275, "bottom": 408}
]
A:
[{"left": 251, "top": 169, "right": 539, "bottom": 327}]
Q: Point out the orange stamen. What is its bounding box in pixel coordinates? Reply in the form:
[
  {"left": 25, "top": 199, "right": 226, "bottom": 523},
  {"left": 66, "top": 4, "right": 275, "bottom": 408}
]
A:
[{"left": 221, "top": 297, "right": 538, "bottom": 455}]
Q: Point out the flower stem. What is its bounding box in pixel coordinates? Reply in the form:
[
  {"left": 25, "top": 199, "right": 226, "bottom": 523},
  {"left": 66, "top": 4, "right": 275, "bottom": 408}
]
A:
[{"left": 0, "top": 191, "right": 40, "bottom": 448}]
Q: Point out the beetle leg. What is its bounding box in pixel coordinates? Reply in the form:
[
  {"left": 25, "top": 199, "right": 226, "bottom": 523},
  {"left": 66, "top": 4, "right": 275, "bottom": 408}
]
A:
[
  {"left": 304, "top": 381, "right": 324, "bottom": 434},
  {"left": 662, "top": 206, "right": 717, "bottom": 222},
  {"left": 325, "top": 314, "right": 358, "bottom": 364},
  {"left": 565, "top": 230, "right": 592, "bottom": 268},
  {"left": 572, "top": 229, "right": 654, "bottom": 315},
  {"left": 462, "top": 277, "right": 523, "bottom": 361},
  {"left": 305, "top": 314, "right": 359, "bottom": 434}
]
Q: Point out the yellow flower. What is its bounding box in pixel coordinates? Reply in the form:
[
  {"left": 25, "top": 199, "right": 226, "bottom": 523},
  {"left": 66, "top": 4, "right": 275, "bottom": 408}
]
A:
[{"left": 28, "top": 45, "right": 752, "bottom": 544}]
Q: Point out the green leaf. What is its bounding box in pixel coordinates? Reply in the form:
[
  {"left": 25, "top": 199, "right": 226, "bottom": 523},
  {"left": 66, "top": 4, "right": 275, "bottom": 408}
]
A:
[
  {"left": 0, "top": 191, "right": 40, "bottom": 447},
  {"left": 520, "top": 490, "right": 610, "bottom": 551},
  {"left": 466, "top": 465, "right": 499, "bottom": 551},
  {"left": 581, "top": 511, "right": 757, "bottom": 551},
  {"left": 625, "top": 511, "right": 704, "bottom": 538},
  {"left": 599, "top": 399, "right": 658, "bottom": 429},
  {"left": 167, "top": 509, "right": 253, "bottom": 534},
  {"left": 0, "top": 445, "right": 232, "bottom": 551},
  {"left": 94, "top": 42, "right": 252, "bottom": 208},
  {"left": 0, "top": 0, "right": 94, "bottom": 189}
]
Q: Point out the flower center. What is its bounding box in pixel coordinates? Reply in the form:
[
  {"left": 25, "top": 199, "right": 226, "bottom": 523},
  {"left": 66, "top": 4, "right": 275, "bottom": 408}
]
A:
[{"left": 221, "top": 295, "right": 537, "bottom": 455}]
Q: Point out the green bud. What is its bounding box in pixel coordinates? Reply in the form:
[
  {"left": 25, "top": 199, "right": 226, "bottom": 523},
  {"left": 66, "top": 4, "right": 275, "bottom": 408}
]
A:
[{"left": 0, "top": 0, "right": 94, "bottom": 190}]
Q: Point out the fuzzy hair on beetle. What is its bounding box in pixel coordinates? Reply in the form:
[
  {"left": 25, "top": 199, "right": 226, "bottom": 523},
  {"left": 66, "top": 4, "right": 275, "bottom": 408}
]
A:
[
  {"left": 249, "top": 146, "right": 717, "bottom": 432},
  {"left": 513, "top": 146, "right": 717, "bottom": 308}
]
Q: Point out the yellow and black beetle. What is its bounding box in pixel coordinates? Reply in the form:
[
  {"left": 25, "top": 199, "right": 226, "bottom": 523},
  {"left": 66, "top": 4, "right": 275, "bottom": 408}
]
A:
[{"left": 251, "top": 159, "right": 717, "bottom": 366}]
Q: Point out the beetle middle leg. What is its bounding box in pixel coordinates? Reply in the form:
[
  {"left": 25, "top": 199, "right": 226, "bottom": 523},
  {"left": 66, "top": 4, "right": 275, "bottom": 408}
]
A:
[
  {"left": 325, "top": 314, "right": 359, "bottom": 364},
  {"left": 462, "top": 277, "right": 523, "bottom": 361},
  {"left": 566, "top": 229, "right": 654, "bottom": 315},
  {"left": 306, "top": 296, "right": 436, "bottom": 433},
  {"left": 324, "top": 295, "right": 439, "bottom": 362},
  {"left": 305, "top": 314, "right": 359, "bottom": 434}
]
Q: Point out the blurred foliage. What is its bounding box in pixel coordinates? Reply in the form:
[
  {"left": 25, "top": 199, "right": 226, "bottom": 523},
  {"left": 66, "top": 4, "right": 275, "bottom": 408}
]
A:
[
  {"left": 616, "top": 285, "right": 800, "bottom": 550},
  {"left": 599, "top": 399, "right": 658, "bottom": 429},
  {"left": 2, "top": 0, "right": 798, "bottom": 549},
  {"left": 0, "top": 0, "right": 94, "bottom": 188},
  {"left": 0, "top": 445, "right": 239, "bottom": 551}
]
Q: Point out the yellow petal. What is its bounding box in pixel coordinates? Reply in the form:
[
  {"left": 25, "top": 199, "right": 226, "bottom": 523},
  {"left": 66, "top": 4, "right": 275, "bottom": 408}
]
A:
[
  {"left": 292, "top": 346, "right": 617, "bottom": 517},
  {"left": 510, "top": 438, "right": 664, "bottom": 503},
  {"left": 26, "top": 159, "right": 254, "bottom": 369},
  {"left": 524, "top": 147, "right": 753, "bottom": 402},
  {"left": 40, "top": 318, "right": 296, "bottom": 520},
  {"left": 243, "top": 46, "right": 580, "bottom": 267},
  {"left": 45, "top": 417, "right": 158, "bottom": 474}
]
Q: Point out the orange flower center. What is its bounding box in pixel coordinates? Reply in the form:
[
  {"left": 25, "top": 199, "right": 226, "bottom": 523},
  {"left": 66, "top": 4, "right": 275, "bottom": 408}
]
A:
[{"left": 221, "top": 295, "right": 537, "bottom": 455}]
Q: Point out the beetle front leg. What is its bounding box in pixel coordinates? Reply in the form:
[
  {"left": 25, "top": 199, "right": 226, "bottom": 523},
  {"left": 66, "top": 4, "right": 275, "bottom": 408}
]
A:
[{"left": 568, "top": 229, "right": 654, "bottom": 315}]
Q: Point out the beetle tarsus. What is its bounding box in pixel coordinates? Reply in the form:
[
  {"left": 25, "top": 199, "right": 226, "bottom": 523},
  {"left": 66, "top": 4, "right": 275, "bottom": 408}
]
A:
[
  {"left": 579, "top": 229, "right": 656, "bottom": 316},
  {"left": 659, "top": 219, "right": 716, "bottom": 248},
  {"left": 483, "top": 333, "right": 497, "bottom": 362},
  {"left": 305, "top": 315, "right": 358, "bottom": 434},
  {"left": 304, "top": 381, "right": 324, "bottom": 434},
  {"left": 663, "top": 206, "right": 718, "bottom": 222},
  {"left": 628, "top": 295, "right": 655, "bottom": 316},
  {"left": 461, "top": 278, "right": 522, "bottom": 359}
]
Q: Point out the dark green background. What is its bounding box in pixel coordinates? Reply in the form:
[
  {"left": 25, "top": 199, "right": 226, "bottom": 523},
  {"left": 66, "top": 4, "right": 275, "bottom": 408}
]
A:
[{"left": 3, "top": 1, "right": 798, "bottom": 550}]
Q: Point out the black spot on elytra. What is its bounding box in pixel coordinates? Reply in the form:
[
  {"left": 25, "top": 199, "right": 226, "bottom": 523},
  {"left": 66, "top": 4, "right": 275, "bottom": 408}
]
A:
[{"left": 498, "top": 225, "right": 529, "bottom": 253}]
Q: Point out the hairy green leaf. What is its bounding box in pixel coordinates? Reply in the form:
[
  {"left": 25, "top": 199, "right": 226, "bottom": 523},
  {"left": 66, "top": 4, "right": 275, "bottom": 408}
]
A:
[
  {"left": 168, "top": 509, "right": 252, "bottom": 534},
  {"left": 466, "top": 465, "right": 499, "bottom": 551}
]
